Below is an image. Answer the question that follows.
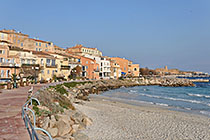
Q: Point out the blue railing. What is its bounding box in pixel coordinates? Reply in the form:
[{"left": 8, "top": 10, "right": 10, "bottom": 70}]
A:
[{"left": 22, "top": 97, "right": 53, "bottom": 140}]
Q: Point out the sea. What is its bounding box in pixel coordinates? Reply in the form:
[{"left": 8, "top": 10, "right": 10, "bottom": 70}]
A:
[{"left": 102, "top": 78, "right": 210, "bottom": 117}]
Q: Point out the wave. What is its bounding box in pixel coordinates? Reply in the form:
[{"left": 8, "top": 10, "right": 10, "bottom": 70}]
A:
[
  {"left": 139, "top": 93, "right": 204, "bottom": 104},
  {"left": 155, "top": 103, "right": 169, "bottom": 107},
  {"left": 129, "top": 90, "right": 137, "bottom": 93},
  {"left": 200, "top": 111, "right": 210, "bottom": 117},
  {"left": 187, "top": 93, "right": 210, "bottom": 98}
]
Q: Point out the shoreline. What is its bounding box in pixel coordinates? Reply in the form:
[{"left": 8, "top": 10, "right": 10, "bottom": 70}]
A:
[{"left": 76, "top": 95, "right": 210, "bottom": 140}]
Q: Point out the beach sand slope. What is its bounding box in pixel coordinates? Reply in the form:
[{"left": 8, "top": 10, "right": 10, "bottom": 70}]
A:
[{"left": 76, "top": 95, "right": 210, "bottom": 140}]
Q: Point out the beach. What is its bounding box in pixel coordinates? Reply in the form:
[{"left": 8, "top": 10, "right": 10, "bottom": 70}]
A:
[{"left": 76, "top": 95, "right": 210, "bottom": 140}]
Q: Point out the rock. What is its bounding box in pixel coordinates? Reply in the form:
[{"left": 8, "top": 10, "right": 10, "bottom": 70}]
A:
[
  {"left": 73, "top": 132, "right": 89, "bottom": 140},
  {"left": 82, "top": 117, "right": 92, "bottom": 127},
  {"left": 72, "top": 124, "right": 80, "bottom": 132},
  {"left": 56, "top": 120, "right": 71, "bottom": 136},
  {"left": 41, "top": 117, "right": 50, "bottom": 130},
  {"left": 47, "top": 127, "right": 58, "bottom": 137},
  {"left": 49, "top": 115, "right": 57, "bottom": 128}
]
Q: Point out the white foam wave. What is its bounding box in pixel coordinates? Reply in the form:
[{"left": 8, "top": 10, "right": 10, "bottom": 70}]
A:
[
  {"left": 139, "top": 93, "right": 203, "bottom": 104},
  {"left": 200, "top": 111, "right": 210, "bottom": 116},
  {"left": 155, "top": 103, "right": 168, "bottom": 107},
  {"left": 129, "top": 90, "right": 137, "bottom": 93},
  {"left": 188, "top": 93, "right": 210, "bottom": 98}
]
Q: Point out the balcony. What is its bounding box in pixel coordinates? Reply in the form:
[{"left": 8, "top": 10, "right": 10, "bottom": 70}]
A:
[
  {"left": 46, "top": 64, "right": 57, "bottom": 68},
  {"left": 22, "top": 64, "right": 40, "bottom": 67},
  {"left": 61, "top": 65, "right": 71, "bottom": 70}
]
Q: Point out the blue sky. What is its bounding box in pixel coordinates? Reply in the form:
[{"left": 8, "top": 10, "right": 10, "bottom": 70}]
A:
[{"left": 1, "top": 0, "right": 210, "bottom": 73}]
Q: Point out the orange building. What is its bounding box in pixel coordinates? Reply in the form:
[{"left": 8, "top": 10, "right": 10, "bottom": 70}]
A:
[
  {"left": 111, "top": 57, "right": 129, "bottom": 76},
  {"left": 128, "top": 64, "right": 140, "bottom": 77},
  {"left": 80, "top": 56, "right": 99, "bottom": 80}
]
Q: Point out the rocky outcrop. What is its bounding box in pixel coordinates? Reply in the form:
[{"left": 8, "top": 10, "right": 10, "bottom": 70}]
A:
[{"left": 32, "top": 77, "right": 194, "bottom": 140}]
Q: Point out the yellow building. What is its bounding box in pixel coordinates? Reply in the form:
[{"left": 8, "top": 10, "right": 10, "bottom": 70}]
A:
[
  {"left": 66, "top": 44, "right": 102, "bottom": 56},
  {"left": 33, "top": 51, "right": 57, "bottom": 81}
]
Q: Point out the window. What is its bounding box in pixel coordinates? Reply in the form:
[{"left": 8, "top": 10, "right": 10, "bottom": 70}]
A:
[
  {"left": 6, "top": 70, "right": 10, "bottom": 78},
  {"left": 36, "top": 42, "right": 38, "bottom": 46},
  {"left": 78, "top": 59, "right": 80, "bottom": 62},
  {"left": 1, "top": 34, "right": 4, "bottom": 39},
  {"left": 0, "top": 58, "right": 3, "bottom": 63},
  {"left": 86, "top": 61, "right": 88, "bottom": 64},
  {"left": 39, "top": 43, "right": 41, "bottom": 46},
  {"left": 52, "top": 70, "right": 54, "bottom": 75},
  {"left": 39, "top": 48, "right": 41, "bottom": 51},
  {"left": 124, "top": 67, "right": 126, "bottom": 70},
  {"left": 41, "top": 59, "right": 44, "bottom": 65},
  {"left": 41, "top": 70, "right": 44, "bottom": 74},
  {"left": 101, "top": 62, "right": 103, "bottom": 66},
  {"left": 36, "top": 48, "right": 38, "bottom": 51},
  {"left": 21, "top": 59, "right": 25, "bottom": 64},
  {"left": 52, "top": 60, "right": 55, "bottom": 66},
  {"left": 14, "top": 39, "right": 16, "bottom": 43},
  {"left": 17, "top": 40, "right": 20, "bottom": 44},
  {"left": 134, "top": 68, "right": 137, "bottom": 71},
  {"left": 21, "top": 43, "right": 23, "bottom": 47},
  {"left": 27, "top": 59, "right": 30, "bottom": 64},
  {"left": 32, "top": 59, "right": 36, "bottom": 64},
  {"left": 47, "top": 70, "right": 50, "bottom": 74},
  {"left": 0, "top": 50, "right": 4, "bottom": 54},
  {"left": 46, "top": 44, "right": 48, "bottom": 47},
  {"left": 86, "top": 66, "right": 88, "bottom": 69},
  {"left": 1, "top": 70, "right": 4, "bottom": 77},
  {"left": 46, "top": 59, "right": 50, "bottom": 65}
]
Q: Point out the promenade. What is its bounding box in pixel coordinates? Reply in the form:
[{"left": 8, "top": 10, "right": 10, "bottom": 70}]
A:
[{"left": 0, "top": 84, "right": 44, "bottom": 140}]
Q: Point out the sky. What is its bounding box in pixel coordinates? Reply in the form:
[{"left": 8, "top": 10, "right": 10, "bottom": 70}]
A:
[{"left": 1, "top": 0, "right": 210, "bottom": 73}]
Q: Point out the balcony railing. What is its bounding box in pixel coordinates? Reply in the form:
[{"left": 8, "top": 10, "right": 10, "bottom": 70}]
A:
[
  {"left": 46, "top": 64, "right": 57, "bottom": 68},
  {"left": 22, "top": 64, "right": 40, "bottom": 67},
  {"left": 61, "top": 65, "right": 71, "bottom": 70}
]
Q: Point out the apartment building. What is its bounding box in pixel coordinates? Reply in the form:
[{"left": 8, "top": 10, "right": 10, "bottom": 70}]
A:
[
  {"left": 32, "top": 51, "right": 57, "bottom": 81},
  {"left": 0, "top": 29, "right": 55, "bottom": 53},
  {"left": 84, "top": 54, "right": 111, "bottom": 79},
  {"left": 32, "top": 39, "right": 54, "bottom": 52},
  {"left": 109, "top": 59, "right": 121, "bottom": 79},
  {"left": 111, "top": 57, "right": 129, "bottom": 76},
  {"left": 80, "top": 56, "right": 99, "bottom": 80},
  {"left": 128, "top": 63, "right": 140, "bottom": 77},
  {"left": 66, "top": 44, "right": 102, "bottom": 56},
  {"left": 0, "top": 45, "right": 20, "bottom": 81}
]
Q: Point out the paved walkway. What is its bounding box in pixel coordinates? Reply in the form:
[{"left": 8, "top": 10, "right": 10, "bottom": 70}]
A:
[{"left": 0, "top": 84, "right": 45, "bottom": 140}]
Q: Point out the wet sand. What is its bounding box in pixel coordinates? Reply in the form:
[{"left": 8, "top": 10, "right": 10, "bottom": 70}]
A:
[{"left": 75, "top": 95, "right": 210, "bottom": 140}]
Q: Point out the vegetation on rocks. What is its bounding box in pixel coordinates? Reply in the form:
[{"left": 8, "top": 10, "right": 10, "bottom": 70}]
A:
[{"left": 30, "top": 78, "right": 194, "bottom": 140}]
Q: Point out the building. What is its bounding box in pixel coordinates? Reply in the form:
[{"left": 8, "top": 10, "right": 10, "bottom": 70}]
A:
[
  {"left": 155, "top": 66, "right": 180, "bottom": 75},
  {"left": 111, "top": 57, "right": 129, "bottom": 76},
  {"left": 0, "top": 45, "right": 20, "bottom": 82},
  {"left": 128, "top": 63, "right": 140, "bottom": 77},
  {"left": 109, "top": 59, "right": 121, "bottom": 79},
  {"left": 48, "top": 52, "right": 81, "bottom": 80},
  {"left": 32, "top": 51, "right": 57, "bottom": 81},
  {"left": 0, "top": 29, "right": 55, "bottom": 53},
  {"left": 84, "top": 54, "right": 111, "bottom": 79},
  {"left": 32, "top": 38, "right": 54, "bottom": 52},
  {"left": 66, "top": 44, "right": 102, "bottom": 56},
  {"left": 80, "top": 56, "right": 99, "bottom": 80}
]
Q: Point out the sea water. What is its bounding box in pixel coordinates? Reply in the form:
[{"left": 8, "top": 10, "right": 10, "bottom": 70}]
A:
[{"left": 102, "top": 81, "right": 210, "bottom": 117}]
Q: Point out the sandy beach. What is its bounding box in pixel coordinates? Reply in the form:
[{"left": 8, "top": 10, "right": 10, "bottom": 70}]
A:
[{"left": 75, "top": 95, "right": 210, "bottom": 140}]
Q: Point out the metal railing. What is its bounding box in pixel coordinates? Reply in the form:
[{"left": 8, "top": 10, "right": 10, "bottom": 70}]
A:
[{"left": 22, "top": 97, "right": 53, "bottom": 140}]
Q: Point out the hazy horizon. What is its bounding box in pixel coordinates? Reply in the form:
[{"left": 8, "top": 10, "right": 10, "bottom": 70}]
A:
[{"left": 1, "top": 0, "right": 210, "bottom": 73}]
